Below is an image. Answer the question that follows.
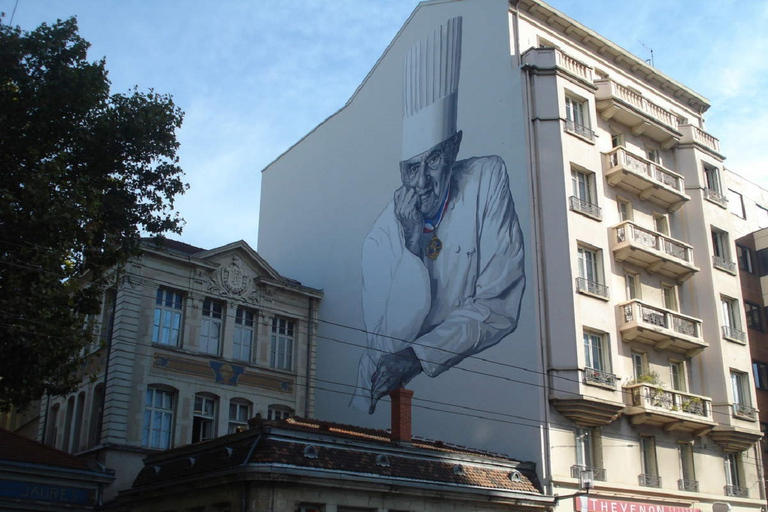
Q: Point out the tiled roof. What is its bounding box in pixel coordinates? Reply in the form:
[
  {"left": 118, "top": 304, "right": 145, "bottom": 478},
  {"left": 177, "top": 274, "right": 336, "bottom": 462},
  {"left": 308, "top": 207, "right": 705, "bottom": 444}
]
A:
[
  {"left": 131, "top": 417, "right": 542, "bottom": 495},
  {"left": 141, "top": 237, "right": 206, "bottom": 255},
  {"left": 0, "top": 428, "right": 92, "bottom": 471}
]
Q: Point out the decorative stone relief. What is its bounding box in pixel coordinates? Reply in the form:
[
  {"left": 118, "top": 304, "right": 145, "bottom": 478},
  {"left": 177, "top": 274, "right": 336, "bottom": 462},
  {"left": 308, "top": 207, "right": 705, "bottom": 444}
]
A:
[{"left": 208, "top": 256, "right": 259, "bottom": 304}]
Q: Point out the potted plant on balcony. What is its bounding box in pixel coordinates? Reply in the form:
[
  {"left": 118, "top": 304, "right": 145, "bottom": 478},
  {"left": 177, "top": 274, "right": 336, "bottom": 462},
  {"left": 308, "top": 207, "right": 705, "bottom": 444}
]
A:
[{"left": 629, "top": 371, "right": 667, "bottom": 407}]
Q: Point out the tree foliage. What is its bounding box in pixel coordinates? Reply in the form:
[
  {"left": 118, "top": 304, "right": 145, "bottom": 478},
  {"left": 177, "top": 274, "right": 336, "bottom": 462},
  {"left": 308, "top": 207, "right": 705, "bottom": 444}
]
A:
[{"left": 0, "top": 17, "right": 187, "bottom": 411}]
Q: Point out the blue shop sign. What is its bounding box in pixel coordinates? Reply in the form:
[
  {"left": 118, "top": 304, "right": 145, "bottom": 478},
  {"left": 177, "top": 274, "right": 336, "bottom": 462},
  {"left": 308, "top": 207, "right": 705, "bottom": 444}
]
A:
[{"left": 0, "top": 479, "right": 93, "bottom": 505}]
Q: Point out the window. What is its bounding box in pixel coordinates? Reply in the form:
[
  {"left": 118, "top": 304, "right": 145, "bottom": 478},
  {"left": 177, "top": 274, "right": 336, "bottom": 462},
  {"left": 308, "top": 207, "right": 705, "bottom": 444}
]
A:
[
  {"left": 88, "top": 384, "right": 104, "bottom": 448},
  {"left": 632, "top": 351, "right": 647, "bottom": 380},
  {"left": 678, "top": 443, "right": 697, "bottom": 491},
  {"left": 575, "top": 427, "right": 604, "bottom": 479},
  {"left": 731, "top": 371, "right": 750, "bottom": 407},
  {"left": 653, "top": 214, "right": 669, "bottom": 236},
  {"left": 45, "top": 403, "right": 59, "bottom": 447},
  {"left": 63, "top": 396, "right": 74, "bottom": 453},
  {"left": 576, "top": 246, "right": 607, "bottom": 298},
  {"left": 704, "top": 164, "right": 723, "bottom": 193},
  {"left": 611, "top": 132, "right": 624, "bottom": 148},
  {"left": 639, "top": 436, "right": 660, "bottom": 487},
  {"left": 570, "top": 169, "right": 601, "bottom": 219},
  {"left": 737, "top": 244, "right": 754, "bottom": 273},
  {"left": 98, "top": 288, "right": 116, "bottom": 346},
  {"left": 745, "top": 302, "right": 762, "bottom": 331},
  {"left": 583, "top": 331, "right": 608, "bottom": 372},
  {"left": 153, "top": 288, "right": 183, "bottom": 346},
  {"left": 617, "top": 197, "right": 633, "bottom": 222},
  {"left": 759, "top": 205, "right": 768, "bottom": 229},
  {"left": 270, "top": 317, "right": 295, "bottom": 370},
  {"left": 192, "top": 393, "right": 217, "bottom": 443},
  {"left": 228, "top": 400, "right": 251, "bottom": 433},
  {"left": 71, "top": 392, "right": 85, "bottom": 453},
  {"left": 662, "top": 284, "right": 678, "bottom": 311},
  {"left": 669, "top": 360, "right": 686, "bottom": 392},
  {"left": 267, "top": 405, "right": 294, "bottom": 421},
  {"left": 724, "top": 452, "right": 747, "bottom": 497},
  {"left": 761, "top": 423, "right": 768, "bottom": 453},
  {"left": 199, "top": 299, "right": 223, "bottom": 355},
  {"left": 625, "top": 272, "right": 640, "bottom": 300},
  {"left": 711, "top": 229, "right": 735, "bottom": 273},
  {"left": 721, "top": 297, "right": 745, "bottom": 342},
  {"left": 752, "top": 361, "right": 768, "bottom": 391},
  {"left": 646, "top": 148, "right": 660, "bottom": 164},
  {"left": 143, "top": 387, "right": 174, "bottom": 449},
  {"left": 565, "top": 95, "right": 593, "bottom": 140},
  {"left": 728, "top": 189, "right": 745, "bottom": 218},
  {"left": 233, "top": 307, "right": 255, "bottom": 361}
]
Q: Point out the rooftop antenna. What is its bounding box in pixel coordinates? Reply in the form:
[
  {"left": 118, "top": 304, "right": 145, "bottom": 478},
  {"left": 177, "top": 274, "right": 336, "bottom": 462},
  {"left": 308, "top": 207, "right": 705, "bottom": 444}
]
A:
[{"left": 637, "top": 39, "right": 655, "bottom": 67}]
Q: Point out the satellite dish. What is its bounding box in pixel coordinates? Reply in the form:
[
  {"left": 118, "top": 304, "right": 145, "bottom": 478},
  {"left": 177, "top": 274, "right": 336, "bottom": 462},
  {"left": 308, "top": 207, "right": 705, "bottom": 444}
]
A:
[{"left": 713, "top": 503, "right": 731, "bottom": 512}]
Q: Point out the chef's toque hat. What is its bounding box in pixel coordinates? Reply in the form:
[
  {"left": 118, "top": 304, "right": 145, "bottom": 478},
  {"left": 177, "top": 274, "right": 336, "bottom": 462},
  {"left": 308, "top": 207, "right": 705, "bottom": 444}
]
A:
[{"left": 401, "top": 16, "right": 462, "bottom": 160}]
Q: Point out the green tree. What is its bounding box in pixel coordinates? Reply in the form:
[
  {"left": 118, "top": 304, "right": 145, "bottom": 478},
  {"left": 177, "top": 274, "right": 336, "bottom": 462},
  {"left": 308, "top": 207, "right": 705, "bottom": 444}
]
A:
[{"left": 0, "top": 17, "right": 188, "bottom": 411}]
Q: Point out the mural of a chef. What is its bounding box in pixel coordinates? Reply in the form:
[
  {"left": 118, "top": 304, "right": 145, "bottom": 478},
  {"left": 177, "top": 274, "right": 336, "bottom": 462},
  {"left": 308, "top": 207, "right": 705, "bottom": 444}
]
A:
[{"left": 352, "top": 16, "right": 526, "bottom": 414}]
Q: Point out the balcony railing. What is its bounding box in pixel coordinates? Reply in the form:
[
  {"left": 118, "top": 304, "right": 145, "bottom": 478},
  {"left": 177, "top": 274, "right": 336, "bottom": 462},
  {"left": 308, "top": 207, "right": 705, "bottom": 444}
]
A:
[
  {"left": 732, "top": 403, "right": 758, "bottom": 421},
  {"left": 595, "top": 79, "right": 679, "bottom": 135},
  {"left": 575, "top": 277, "right": 609, "bottom": 299},
  {"left": 678, "top": 479, "right": 699, "bottom": 492},
  {"left": 725, "top": 485, "right": 749, "bottom": 498},
  {"left": 565, "top": 119, "right": 596, "bottom": 141},
  {"left": 680, "top": 124, "right": 721, "bottom": 153},
  {"left": 613, "top": 221, "right": 697, "bottom": 281},
  {"left": 521, "top": 47, "right": 593, "bottom": 83},
  {"left": 639, "top": 474, "right": 662, "bottom": 488},
  {"left": 607, "top": 147, "right": 684, "bottom": 192},
  {"left": 554, "top": 49, "right": 593, "bottom": 82},
  {"left": 619, "top": 299, "right": 705, "bottom": 353},
  {"left": 584, "top": 367, "right": 617, "bottom": 388},
  {"left": 571, "top": 464, "right": 606, "bottom": 482},
  {"left": 627, "top": 384, "right": 712, "bottom": 419},
  {"left": 704, "top": 187, "right": 728, "bottom": 208},
  {"left": 569, "top": 196, "right": 602, "bottom": 219},
  {"left": 722, "top": 325, "right": 746, "bottom": 344},
  {"left": 713, "top": 255, "right": 737, "bottom": 275}
]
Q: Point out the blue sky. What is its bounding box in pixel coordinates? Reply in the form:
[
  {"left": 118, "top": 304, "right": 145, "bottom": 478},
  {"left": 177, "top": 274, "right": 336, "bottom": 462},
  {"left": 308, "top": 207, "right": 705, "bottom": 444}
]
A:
[{"left": 3, "top": 0, "right": 767, "bottom": 250}]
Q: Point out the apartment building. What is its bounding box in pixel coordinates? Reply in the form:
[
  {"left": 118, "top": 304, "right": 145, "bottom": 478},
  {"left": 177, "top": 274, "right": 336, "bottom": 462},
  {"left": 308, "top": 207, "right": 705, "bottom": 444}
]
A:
[
  {"left": 36, "top": 239, "right": 322, "bottom": 500},
  {"left": 257, "top": 0, "right": 767, "bottom": 511}
]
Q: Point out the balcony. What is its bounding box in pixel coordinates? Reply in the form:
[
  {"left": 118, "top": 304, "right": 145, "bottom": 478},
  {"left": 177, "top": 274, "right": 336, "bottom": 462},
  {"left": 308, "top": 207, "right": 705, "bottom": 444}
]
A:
[
  {"left": 703, "top": 187, "right": 728, "bottom": 208},
  {"left": 571, "top": 464, "right": 606, "bottom": 482},
  {"left": 678, "top": 479, "right": 699, "bottom": 492},
  {"left": 584, "top": 367, "right": 617, "bottom": 389},
  {"left": 722, "top": 325, "right": 746, "bottom": 344},
  {"left": 595, "top": 79, "right": 680, "bottom": 147},
  {"left": 576, "top": 277, "right": 609, "bottom": 300},
  {"left": 732, "top": 403, "right": 758, "bottom": 421},
  {"left": 618, "top": 300, "right": 706, "bottom": 356},
  {"left": 521, "top": 47, "right": 593, "bottom": 83},
  {"left": 569, "top": 196, "right": 602, "bottom": 220},
  {"left": 725, "top": 485, "right": 749, "bottom": 498},
  {"left": 639, "top": 474, "right": 662, "bottom": 488},
  {"left": 564, "top": 119, "right": 596, "bottom": 142},
  {"left": 612, "top": 221, "right": 698, "bottom": 282},
  {"left": 679, "top": 124, "right": 721, "bottom": 154},
  {"left": 713, "top": 255, "right": 737, "bottom": 275},
  {"left": 603, "top": 147, "right": 689, "bottom": 212},
  {"left": 623, "top": 383, "right": 715, "bottom": 435}
]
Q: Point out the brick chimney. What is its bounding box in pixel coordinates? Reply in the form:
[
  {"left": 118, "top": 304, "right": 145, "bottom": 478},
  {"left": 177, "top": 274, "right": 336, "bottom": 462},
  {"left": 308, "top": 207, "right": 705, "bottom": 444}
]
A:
[{"left": 390, "top": 388, "right": 413, "bottom": 443}]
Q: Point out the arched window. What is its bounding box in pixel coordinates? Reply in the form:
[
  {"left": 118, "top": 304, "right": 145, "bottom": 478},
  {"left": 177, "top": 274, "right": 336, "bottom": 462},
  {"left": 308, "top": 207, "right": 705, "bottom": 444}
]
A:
[
  {"left": 228, "top": 399, "right": 252, "bottom": 433},
  {"left": 71, "top": 392, "right": 85, "bottom": 453},
  {"left": 192, "top": 393, "right": 218, "bottom": 443},
  {"left": 89, "top": 384, "right": 104, "bottom": 448},
  {"left": 267, "top": 404, "right": 294, "bottom": 421},
  {"left": 62, "top": 396, "right": 75, "bottom": 453},
  {"left": 45, "top": 403, "right": 59, "bottom": 447},
  {"left": 142, "top": 386, "right": 176, "bottom": 450}
]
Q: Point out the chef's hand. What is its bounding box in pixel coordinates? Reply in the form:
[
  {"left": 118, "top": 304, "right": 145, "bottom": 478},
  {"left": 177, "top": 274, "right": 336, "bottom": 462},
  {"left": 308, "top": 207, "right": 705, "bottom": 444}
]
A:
[
  {"left": 369, "top": 347, "right": 422, "bottom": 414},
  {"left": 394, "top": 186, "right": 423, "bottom": 257}
]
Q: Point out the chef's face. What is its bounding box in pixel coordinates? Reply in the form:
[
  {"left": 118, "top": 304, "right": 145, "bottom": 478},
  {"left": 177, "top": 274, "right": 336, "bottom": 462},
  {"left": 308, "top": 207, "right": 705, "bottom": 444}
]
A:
[{"left": 399, "top": 131, "right": 462, "bottom": 218}]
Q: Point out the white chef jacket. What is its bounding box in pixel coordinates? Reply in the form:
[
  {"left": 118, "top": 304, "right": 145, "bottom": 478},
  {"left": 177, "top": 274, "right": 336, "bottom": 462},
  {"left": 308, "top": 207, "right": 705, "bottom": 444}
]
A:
[{"left": 351, "top": 155, "right": 526, "bottom": 409}]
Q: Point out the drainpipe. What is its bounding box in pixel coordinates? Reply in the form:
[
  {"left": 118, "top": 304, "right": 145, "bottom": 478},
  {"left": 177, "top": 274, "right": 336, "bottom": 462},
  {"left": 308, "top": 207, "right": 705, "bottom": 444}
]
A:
[
  {"left": 98, "top": 267, "right": 121, "bottom": 446},
  {"left": 305, "top": 297, "right": 316, "bottom": 418},
  {"left": 513, "top": 0, "right": 555, "bottom": 496}
]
